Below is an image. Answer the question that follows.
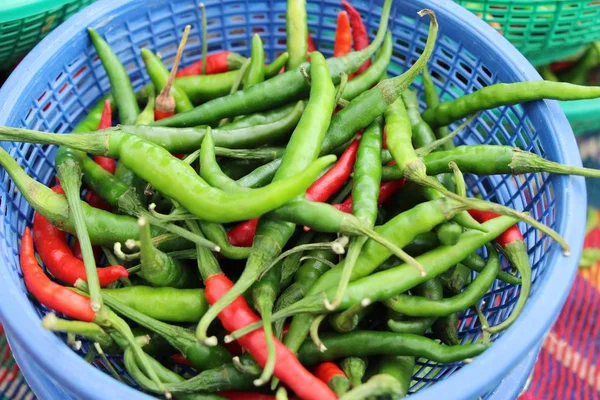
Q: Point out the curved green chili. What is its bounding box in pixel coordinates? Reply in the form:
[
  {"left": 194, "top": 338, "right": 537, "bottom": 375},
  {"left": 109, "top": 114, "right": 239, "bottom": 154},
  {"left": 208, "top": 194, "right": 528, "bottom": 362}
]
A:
[
  {"left": 377, "top": 355, "right": 415, "bottom": 398},
  {"left": 88, "top": 28, "right": 139, "bottom": 124},
  {"left": 244, "top": 34, "right": 265, "bottom": 88},
  {"left": 136, "top": 216, "right": 196, "bottom": 288},
  {"left": 328, "top": 118, "right": 384, "bottom": 310},
  {"left": 0, "top": 127, "right": 335, "bottom": 223},
  {"left": 386, "top": 277, "right": 443, "bottom": 335},
  {"left": 422, "top": 81, "right": 600, "bottom": 129},
  {"left": 297, "top": 331, "right": 489, "bottom": 365},
  {"left": 101, "top": 286, "right": 207, "bottom": 323},
  {"left": 386, "top": 244, "right": 499, "bottom": 317}
]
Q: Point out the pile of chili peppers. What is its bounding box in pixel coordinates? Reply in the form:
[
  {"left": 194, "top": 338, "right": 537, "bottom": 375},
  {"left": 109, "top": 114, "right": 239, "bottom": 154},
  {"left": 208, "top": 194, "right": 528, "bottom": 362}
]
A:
[{"left": 3, "top": 0, "right": 600, "bottom": 398}]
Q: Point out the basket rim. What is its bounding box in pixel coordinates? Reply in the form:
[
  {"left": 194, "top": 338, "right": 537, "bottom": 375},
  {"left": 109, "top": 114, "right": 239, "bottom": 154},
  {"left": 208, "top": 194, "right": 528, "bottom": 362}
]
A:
[
  {"left": 0, "top": 0, "right": 586, "bottom": 399},
  {"left": 0, "top": 0, "right": 79, "bottom": 23}
]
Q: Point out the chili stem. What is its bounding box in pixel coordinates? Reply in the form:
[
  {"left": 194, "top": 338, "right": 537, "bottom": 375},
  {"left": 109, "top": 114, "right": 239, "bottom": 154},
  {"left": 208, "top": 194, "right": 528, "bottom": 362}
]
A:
[
  {"left": 57, "top": 160, "right": 102, "bottom": 311},
  {"left": 310, "top": 314, "right": 328, "bottom": 352},
  {"left": 325, "top": 236, "right": 366, "bottom": 310},
  {"left": 449, "top": 161, "right": 467, "bottom": 198},
  {"left": 257, "top": 238, "right": 348, "bottom": 281}
]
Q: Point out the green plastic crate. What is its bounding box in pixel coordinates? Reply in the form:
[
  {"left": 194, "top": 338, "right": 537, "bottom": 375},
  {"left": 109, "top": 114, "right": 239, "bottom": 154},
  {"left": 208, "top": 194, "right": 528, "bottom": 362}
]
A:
[
  {"left": 0, "top": 0, "right": 95, "bottom": 69},
  {"left": 456, "top": 1, "right": 600, "bottom": 66}
]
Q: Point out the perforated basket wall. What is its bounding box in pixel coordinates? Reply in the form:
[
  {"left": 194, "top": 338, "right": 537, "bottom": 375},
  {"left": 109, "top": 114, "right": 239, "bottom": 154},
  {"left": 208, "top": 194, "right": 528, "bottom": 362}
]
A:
[
  {"left": 0, "top": 0, "right": 586, "bottom": 400},
  {"left": 0, "top": 0, "right": 96, "bottom": 69},
  {"left": 455, "top": 0, "right": 600, "bottom": 66}
]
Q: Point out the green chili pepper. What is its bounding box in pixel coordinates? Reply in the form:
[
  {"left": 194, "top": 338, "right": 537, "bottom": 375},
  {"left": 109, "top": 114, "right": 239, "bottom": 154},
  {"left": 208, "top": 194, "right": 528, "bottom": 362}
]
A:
[
  {"left": 88, "top": 28, "right": 139, "bottom": 124},
  {"left": 279, "top": 231, "right": 316, "bottom": 288},
  {"left": 100, "top": 290, "right": 231, "bottom": 370},
  {"left": 432, "top": 313, "right": 460, "bottom": 346},
  {"left": 297, "top": 331, "right": 489, "bottom": 365},
  {"left": 273, "top": 237, "right": 338, "bottom": 339},
  {"left": 386, "top": 277, "right": 443, "bottom": 335},
  {"left": 379, "top": 144, "right": 600, "bottom": 180},
  {"left": 386, "top": 244, "right": 499, "bottom": 317},
  {"left": 377, "top": 355, "right": 415, "bottom": 398},
  {"left": 152, "top": 0, "right": 393, "bottom": 128},
  {"left": 219, "top": 102, "right": 301, "bottom": 130},
  {"left": 121, "top": 100, "right": 303, "bottom": 151},
  {"left": 136, "top": 216, "right": 197, "bottom": 288},
  {"left": 265, "top": 52, "right": 289, "bottom": 78},
  {"left": 340, "top": 374, "right": 403, "bottom": 400},
  {"left": 341, "top": 32, "right": 393, "bottom": 102},
  {"left": 328, "top": 118, "right": 384, "bottom": 310},
  {"left": 244, "top": 34, "right": 265, "bottom": 88},
  {"left": 422, "top": 66, "right": 453, "bottom": 150},
  {"left": 286, "top": 0, "right": 308, "bottom": 70},
  {"left": 250, "top": 262, "right": 282, "bottom": 385},
  {"left": 136, "top": 90, "right": 156, "bottom": 125},
  {"left": 141, "top": 48, "right": 194, "bottom": 113},
  {"left": 198, "top": 221, "right": 250, "bottom": 260},
  {"left": 329, "top": 302, "right": 373, "bottom": 333},
  {"left": 101, "top": 286, "right": 206, "bottom": 323},
  {"left": 123, "top": 346, "right": 237, "bottom": 398},
  {"left": 422, "top": 81, "right": 600, "bottom": 129}
]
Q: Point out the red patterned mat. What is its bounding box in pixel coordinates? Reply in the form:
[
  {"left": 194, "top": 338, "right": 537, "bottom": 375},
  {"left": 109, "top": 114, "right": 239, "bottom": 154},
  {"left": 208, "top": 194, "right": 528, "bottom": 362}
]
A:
[{"left": 520, "top": 219, "right": 600, "bottom": 400}]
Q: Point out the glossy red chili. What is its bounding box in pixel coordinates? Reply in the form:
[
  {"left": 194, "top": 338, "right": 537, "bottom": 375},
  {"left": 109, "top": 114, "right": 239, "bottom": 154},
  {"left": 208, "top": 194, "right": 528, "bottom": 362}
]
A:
[
  {"left": 20, "top": 227, "right": 96, "bottom": 322},
  {"left": 33, "top": 211, "right": 128, "bottom": 287},
  {"left": 334, "top": 179, "right": 405, "bottom": 213},
  {"left": 204, "top": 273, "right": 336, "bottom": 400},
  {"left": 342, "top": 0, "right": 371, "bottom": 74},
  {"left": 334, "top": 11, "right": 352, "bottom": 58}
]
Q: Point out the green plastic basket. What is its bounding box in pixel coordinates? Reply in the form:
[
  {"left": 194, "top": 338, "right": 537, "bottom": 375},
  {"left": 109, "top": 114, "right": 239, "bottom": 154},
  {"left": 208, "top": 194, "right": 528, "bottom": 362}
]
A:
[
  {"left": 0, "top": 0, "right": 95, "bottom": 69},
  {"left": 456, "top": 1, "right": 600, "bottom": 66}
]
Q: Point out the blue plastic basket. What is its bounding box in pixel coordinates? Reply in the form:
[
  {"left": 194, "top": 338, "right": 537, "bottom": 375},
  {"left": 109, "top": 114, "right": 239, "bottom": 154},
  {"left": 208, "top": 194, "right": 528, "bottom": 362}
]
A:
[{"left": 0, "top": 0, "right": 587, "bottom": 399}]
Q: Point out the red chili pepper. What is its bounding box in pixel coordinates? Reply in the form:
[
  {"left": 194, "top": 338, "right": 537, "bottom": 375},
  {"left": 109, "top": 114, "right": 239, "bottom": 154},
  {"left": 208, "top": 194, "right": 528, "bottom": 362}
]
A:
[
  {"left": 204, "top": 273, "right": 336, "bottom": 400},
  {"left": 333, "top": 179, "right": 405, "bottom": 214},
  {"left": 334, "top": 11, "right": 353, "bottom": 58},
  {"left": 227, "top": 218, "right": 259, "bottom": 248},
  {"left": 342, "top": 0, "right": 371, "bottom": 74},
  {"left": 170, "top": 353, "right": 193, "bottom": 367},
  {"left": 467, "top": 210, "right": 523, "bottom": 246},
  {"left": 550, "top": 61, "right": 576, "bottom": 73},
  {"left": 71, "top": 237, "right": 103, "bottom": 263},
  {"left": 33, "top": 212, "right": 128, "bottom": 287},
  {"left": 20, "top": 227, "right": 96, "bottom": 322},
  {"left": 229, "top": 139, "right": 361, "bottom": 245},
  {"left": 315, "top": 361, "right": 346, "bottom": 383},
  {"left": 176, "top": 51, "right": 234, "bottom": 77},
  {"left": 93, "top": 99, "right": 116, "bottom": 174},
  {"left": 33, "top": 186, "right": 127, "bottom": 286},
  {"left": 307, "top": 33, "right": 317, "bottom": 53},
  {"left": 218, "top": 392, "right": 276, "bottom": 400},
  {"left": 306, "top": 139, "right": 360, "bottom": 202}
]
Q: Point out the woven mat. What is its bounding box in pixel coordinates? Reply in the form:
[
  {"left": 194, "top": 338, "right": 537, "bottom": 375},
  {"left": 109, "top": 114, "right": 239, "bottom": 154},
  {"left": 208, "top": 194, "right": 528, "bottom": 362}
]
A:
[{"left": 520, "top": 222, "right": 600, "bottom": 399}]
